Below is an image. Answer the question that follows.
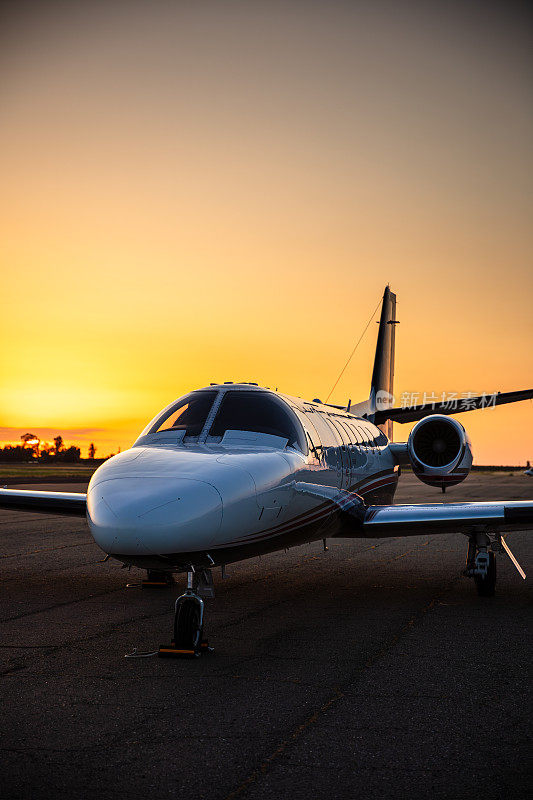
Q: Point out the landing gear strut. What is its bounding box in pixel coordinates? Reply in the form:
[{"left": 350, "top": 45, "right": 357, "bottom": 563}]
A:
[
  {"left": 465, "top": 533, "right": 496, "bottom": 597},
  {"left": 158, "top": 568, "right": 214, "bottom": 658},
  {"left": 464, "top": 532, "right": 527, "bottom": 597}
]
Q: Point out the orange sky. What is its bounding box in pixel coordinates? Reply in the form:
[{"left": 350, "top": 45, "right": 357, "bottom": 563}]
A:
[{"left": 1, "top": 1, "right": 532, "bottom": 463}]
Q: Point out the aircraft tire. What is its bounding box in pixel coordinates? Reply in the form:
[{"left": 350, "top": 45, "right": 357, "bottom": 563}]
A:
[
  {"left": 474, "top": 551, "right": 496, "bottom": 597},
  {"left": 174, "top": 597, "right": 202, "bottom": 649}
]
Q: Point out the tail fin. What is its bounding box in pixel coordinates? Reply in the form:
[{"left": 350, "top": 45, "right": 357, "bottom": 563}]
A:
[{"left": 370, "top": 286, "right": 397, "bottom": 439}]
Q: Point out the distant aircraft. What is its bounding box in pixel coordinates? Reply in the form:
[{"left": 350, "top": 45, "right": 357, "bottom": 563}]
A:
[{"left": 2, "top": 287, "right": 532, "bottom": 656}]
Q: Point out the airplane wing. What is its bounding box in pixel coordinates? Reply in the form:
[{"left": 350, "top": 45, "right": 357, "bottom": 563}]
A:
[
  {"left": 3, "top": 484, "right": 532, "bottom": 538},
  {"left": 0, "top": 488, "right": 87, "bottom": 517},
  {"left": 362, "top": 501, "right": 533, "bottom": 536},
  {"left": 373, "top": 388, "right": 533, "bottom": 424},
  {"left": 293, "top": 482, "right": 533, "bottom": 536}
]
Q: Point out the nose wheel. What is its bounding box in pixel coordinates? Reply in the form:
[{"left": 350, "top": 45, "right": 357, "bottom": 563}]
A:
[
  {"left": 158, "top": 569, "right": 213, "bottom": 658},
  {"left": 173, "top": 594, "right": 203, "bottom": 649}
]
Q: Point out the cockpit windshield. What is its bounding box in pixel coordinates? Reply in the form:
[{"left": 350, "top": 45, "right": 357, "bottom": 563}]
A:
[
  {"left": 208, "top": 391, "right": 307, "bottom": 452},
  {"left": 148, "top": 391, "right": 217, "bottom": 437}
]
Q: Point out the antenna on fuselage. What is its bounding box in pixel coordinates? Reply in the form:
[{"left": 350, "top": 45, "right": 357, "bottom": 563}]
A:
[{"left": 324, "top": 292, "right": 383, "bottom": 403}]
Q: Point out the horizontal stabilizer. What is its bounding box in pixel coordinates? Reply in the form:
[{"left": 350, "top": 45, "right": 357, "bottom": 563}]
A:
[{"left": 373, "top": 388, "right": 533, "bottom": 425}]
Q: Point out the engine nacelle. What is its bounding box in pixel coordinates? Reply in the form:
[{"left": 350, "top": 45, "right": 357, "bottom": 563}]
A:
[{"left": 407, "top": 415, "right": 472, "bottom": 489}]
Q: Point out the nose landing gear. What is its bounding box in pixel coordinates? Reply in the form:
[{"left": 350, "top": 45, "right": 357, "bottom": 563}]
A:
[{"left": 158, "top": 568, "right": 214, "bottom": 658}]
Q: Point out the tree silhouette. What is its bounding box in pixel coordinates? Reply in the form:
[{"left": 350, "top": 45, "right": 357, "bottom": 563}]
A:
[
  {"left": 57, "top": 446, "right": 80, "bottom": 463},
  {"left": 21, "top": 433, "right": 40, "bottom": 458},
  {"left": 88, "top": 442, "right": 96, "bottom": 460},
  {"left": 53, "top": 435, "right": 64, "bottom": 456}
]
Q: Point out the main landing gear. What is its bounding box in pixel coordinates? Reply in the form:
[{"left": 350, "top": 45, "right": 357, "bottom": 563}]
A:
[
  {"left": 464, "top": 531, "right": 527, "bottom": 596},
  {"left": 158, "top": 568, "right": 215, "bottom": 658},
  {"left": 465, "top": 533, "right": 497, "bottom": 596}
]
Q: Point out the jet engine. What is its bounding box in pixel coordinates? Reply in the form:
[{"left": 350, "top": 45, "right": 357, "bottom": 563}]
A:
[{"left": 407, "top": 415, "right": 472, "bottom": 489}]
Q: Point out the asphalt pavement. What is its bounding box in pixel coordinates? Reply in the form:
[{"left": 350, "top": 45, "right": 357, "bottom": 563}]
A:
[{"left": 1, "top": 472, "right": 532, "bottom": 800}]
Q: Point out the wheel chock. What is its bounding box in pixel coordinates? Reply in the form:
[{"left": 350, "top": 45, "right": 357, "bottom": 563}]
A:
[
  {"left": 158, "top": 639, "right": 212, "bottom": 658},
  {"left": 142, "top": 579, "right": 173, "bottom": 588},
  {"left": 142, "top": 572, "right": 175, "bottom": 589}
]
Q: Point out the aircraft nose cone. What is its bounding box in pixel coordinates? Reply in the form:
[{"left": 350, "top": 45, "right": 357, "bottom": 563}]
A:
[{"left": 87, "top": 477, "right": 222, "bottom": 555}]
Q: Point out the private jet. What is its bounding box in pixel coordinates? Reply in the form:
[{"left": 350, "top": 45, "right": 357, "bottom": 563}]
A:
[{"left": 2, "top": 287, "right": 532, "bottom": 656}]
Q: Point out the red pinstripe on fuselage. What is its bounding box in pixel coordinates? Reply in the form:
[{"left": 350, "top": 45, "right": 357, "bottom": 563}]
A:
[{"left": 221, "top": 467, "right": 399, "bottom": 547}]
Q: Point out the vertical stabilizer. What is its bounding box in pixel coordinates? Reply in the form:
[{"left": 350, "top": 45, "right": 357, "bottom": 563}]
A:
[{"left": 370, "top": 286, "right": 397, "bottom": 439}]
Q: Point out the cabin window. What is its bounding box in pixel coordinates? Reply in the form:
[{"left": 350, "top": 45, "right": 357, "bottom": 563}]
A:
[
  {"left": 338, "top": 419, "right": 355, "bottom": 446},
  {"left": 350, "top": 424, "right": 358, "bottom": 443},
  {"left": 330, "top": 418, "right": 348, "bottom": 447},
  {"left": 350, "top": 425, "right": 363, "bottom": 445},
  {"left": 373, "top": 428, "right": 388, "bottom": 446},
  {"left": 357, "top": 426, "right": 369, "bottom": 446},
  {"left": 363, "top": 426, "right": 376, "bottom": 449},
  {"left": 209, "top": 391, "right": 307, "bottom": 453},
  {"left": 149, "top": 391, "right": 217, "bottom": 437}
]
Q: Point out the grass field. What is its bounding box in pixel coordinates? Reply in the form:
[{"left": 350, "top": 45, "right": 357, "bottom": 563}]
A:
[{"left": 0, "top": 463, "right": 99, "bottom": 484}]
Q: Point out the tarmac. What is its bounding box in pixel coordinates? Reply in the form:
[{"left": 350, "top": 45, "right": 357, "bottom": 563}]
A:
[{"left": 1, "top": 472, "right": 532, "bottom": 800}]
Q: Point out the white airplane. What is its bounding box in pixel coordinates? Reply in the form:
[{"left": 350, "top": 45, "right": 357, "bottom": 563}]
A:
[{"left": 2, "top": 287, "right": 532, "bottom": 656}]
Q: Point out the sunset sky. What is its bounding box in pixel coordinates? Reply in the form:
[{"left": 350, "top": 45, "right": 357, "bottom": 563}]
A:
[{"left": 1, "top": 0, "right": 532, "bottom": 464}]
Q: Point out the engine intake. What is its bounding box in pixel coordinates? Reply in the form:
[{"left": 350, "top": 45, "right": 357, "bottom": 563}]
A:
[{"left": 408, "top": 415, "right": 472, "bottom": 489}]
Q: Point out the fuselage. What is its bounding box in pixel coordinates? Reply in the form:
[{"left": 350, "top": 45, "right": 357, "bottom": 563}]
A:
[{"left": 86, "top": 384, "right": 399, "bottom": 571}]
